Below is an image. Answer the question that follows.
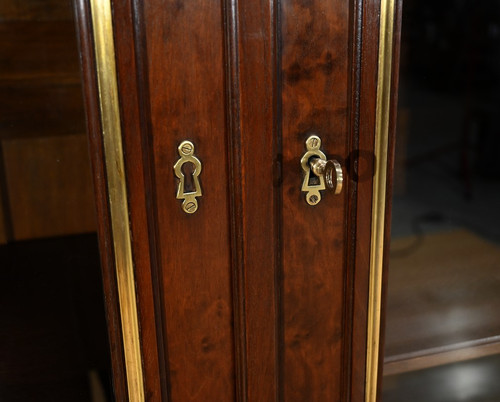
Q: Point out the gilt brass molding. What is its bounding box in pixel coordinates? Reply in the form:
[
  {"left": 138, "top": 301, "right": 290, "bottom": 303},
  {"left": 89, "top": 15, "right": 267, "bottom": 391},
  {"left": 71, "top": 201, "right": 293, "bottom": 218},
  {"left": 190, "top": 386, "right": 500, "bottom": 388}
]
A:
[
  {"left": 88, "top": 0, "right": 145, "bottom": 400},
  {"left": 365, "top": 0, "right": 396, "bottom": 401}
]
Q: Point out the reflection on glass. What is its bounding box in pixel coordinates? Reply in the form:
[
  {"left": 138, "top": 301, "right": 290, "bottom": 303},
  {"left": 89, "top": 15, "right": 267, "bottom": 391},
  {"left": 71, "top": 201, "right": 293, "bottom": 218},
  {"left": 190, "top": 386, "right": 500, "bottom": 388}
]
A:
[
  {"left": 0, "top": 1, "right": 113, "bottom": 401},
  {"left": 383, "top": 1, "right": 500, "bottom": 400}
]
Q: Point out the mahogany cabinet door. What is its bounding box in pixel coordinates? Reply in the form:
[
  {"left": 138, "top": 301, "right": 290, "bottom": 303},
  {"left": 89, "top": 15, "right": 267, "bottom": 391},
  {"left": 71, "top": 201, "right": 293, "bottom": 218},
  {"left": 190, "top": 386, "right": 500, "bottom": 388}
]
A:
[{"left": 76, "top": 0, "right": 401, "bottom": 400}]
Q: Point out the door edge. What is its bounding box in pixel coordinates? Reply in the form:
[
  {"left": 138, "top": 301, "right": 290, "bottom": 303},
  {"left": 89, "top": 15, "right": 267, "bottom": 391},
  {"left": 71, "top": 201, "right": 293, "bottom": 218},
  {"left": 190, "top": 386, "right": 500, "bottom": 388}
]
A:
[
  {"left": 88, "top": 0, "right": 145, "bottom": 400},
  {"left": 365, "top": 0, "right": 398, "bottom": 401}
]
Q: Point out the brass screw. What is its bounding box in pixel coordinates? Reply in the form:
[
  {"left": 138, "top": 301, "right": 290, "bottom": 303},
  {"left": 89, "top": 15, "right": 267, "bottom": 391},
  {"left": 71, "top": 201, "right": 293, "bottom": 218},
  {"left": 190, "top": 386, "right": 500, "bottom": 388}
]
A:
[
  {"left": 306, "top": 135, "right": 321, "bottom": 150},
  {"left": 309, "top": 194, "right": 319, "bottom": 204},
  {"left": 181, "top": 143, "right": 193, "bottom": 155},
  {"left": 184, "top": 202, "right": 197, "bottom": 213}
]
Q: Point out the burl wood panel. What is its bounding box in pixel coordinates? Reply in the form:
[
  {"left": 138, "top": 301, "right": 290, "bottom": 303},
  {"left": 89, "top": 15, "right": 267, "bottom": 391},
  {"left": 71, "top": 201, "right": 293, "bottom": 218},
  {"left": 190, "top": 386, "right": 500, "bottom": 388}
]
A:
[
  {"left": 280, "top": 0, "right": 350, "bottom": 399},
  {"left": 142, "top": 1, "right": 235, "bottom": 400},
  {"left": 3, "top": 135, "right": 96, "bottom": 240}
]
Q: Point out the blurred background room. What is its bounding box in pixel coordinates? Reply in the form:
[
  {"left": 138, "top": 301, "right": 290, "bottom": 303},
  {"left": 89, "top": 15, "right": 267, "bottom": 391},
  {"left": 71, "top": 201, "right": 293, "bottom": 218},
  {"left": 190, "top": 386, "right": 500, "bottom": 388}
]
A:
[
  {"left": 0, "top": 0, "right": 113, "bottom": 400},
  {"left": 383, "top": 1, "right": 500, "bottom": 401}
]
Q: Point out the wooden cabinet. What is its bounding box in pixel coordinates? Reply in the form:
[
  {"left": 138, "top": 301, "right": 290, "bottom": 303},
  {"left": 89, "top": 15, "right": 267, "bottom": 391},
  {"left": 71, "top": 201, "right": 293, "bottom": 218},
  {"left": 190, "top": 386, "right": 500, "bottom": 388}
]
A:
[
  {"left": 76, "top": 0, "right": 401, "bottom": 400},
  {"left": 0, "top": 0, "right": 96, "bottom": 241}
]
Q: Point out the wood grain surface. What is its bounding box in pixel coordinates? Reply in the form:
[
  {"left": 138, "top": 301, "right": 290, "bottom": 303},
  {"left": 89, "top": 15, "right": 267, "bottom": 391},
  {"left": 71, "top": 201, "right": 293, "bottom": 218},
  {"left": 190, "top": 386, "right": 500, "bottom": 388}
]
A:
[
  {"left": 111, "top": 0, "right": 164, "bottom": 399},
  {"left": 280, "top": 0, "right": 349, "bottom": 399},
  {"left": 77, "top": 0, "right": 401, "bottom": 400},
  {"left": 226, "top": 0, "right": 280, "bottom": 399},
  {"left": 142, "top": 1, "right": 236, "bottom": 400}
]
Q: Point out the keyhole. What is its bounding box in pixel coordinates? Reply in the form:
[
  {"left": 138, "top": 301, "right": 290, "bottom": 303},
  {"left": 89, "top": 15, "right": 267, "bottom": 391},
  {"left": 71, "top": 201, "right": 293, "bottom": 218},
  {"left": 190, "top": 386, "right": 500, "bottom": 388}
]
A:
[
  {"left": 307, "top": 156, "right": 320, "bottom": 186},
  {"left": 181, "top": 162, "right": 196, "bottom": 192}
]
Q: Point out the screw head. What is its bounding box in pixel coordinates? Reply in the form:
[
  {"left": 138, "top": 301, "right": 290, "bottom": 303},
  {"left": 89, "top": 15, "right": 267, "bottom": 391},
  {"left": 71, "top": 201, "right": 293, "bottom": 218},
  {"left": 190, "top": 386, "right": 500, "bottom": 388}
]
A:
[
  {"left": 309, "top": 194, "right": 319, "bottom": 204},
  {"left": 179, "top": 141, "right": 194, "bottom": 156},
  {"left": 184, "top": 201, "right": 197, "bottom": 213},
  {"left": 306, "top": 135, "right": 321, "bottom": 151}
]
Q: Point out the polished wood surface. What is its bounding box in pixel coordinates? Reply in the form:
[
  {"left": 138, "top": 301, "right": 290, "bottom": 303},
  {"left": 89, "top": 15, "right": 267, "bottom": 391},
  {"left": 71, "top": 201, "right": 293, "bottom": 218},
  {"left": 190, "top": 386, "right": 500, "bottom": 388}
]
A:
[
  {"left": 281, "top": 0, "right": 349, "bottom": 399},
  {"left": 110, "top": 0, "right": 164, "bottom": 399},
  {"left": 225, "top": 1, "right": 279, "bottom": 399},
  {"left": 77, "top": 0, "right": 400, "bottom": 400},
  {"left": 142, "top": 2, "right": 235, "bottom": 400}
]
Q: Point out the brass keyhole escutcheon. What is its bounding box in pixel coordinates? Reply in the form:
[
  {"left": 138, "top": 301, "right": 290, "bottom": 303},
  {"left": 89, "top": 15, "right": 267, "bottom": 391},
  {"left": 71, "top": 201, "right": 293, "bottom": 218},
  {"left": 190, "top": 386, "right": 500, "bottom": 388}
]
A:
[
  {"left": 300, "top": 135, "right": 343, "bottom": 206},
  {"left": 173, "top": 140, "right": 202, "bottom": 214}
]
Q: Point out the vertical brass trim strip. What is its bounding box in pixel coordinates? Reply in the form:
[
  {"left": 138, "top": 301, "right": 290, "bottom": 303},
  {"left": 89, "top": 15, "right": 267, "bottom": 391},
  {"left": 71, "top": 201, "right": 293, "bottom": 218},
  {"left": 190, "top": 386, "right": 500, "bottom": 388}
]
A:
[
  {"left": 365, "top": 0, "right": 396, "bottom": 401},
  {"left": 89, "top": 1, "right": 145, "bottom": 400}
]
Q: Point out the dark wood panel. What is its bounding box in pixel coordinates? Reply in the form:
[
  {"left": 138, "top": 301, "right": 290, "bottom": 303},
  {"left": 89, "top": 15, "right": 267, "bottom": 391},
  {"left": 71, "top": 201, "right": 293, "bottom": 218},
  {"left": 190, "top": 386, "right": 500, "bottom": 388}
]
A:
[
  {"left": 280, "top": 0, "right": 350, "bottom": 399},
  {"left": 74, "top": 0, "right": 400, "bottom": 400},
  {"left": 0, "top": 82, "right": 85, "bottom": 139},
  {"left": 0, "top": 22, "right": 80, "bottom": 81},
  {"left": 143, "top": 1, "right": 235, "bottom": 400},
  {"left": 0, "top": 0, "right": 73, "bottom": 22},
  {"left": 3, "top": 135, "right": 96, "bottom": 240},
  {"left": 111, "top": 0, "right": 164, "bottom": 400},
  {"left": 227, "top": 0, "right": 280, "bottom": 400}
]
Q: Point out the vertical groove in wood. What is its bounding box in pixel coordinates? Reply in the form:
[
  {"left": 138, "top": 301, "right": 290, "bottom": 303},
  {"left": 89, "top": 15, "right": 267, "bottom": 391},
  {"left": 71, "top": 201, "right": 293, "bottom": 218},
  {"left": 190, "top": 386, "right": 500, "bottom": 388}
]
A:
[
  {"left": 104, "top": 0, "right": 186, "bottom": 398},
  {"left": 236, "top": 0, "right": 281, "bottom": 399},
  {"left": 125, "top": 0, "right": 171, "bottom": 400},
  {"left": 350, "top": 0, "right": 383, "bottom": 399},
  {"left": 130, "top": 2, "right": 172, "bottom": 400},
  {"left": 222, "top": 0, "right": 248, "bottom": 400},
  {"left": 343, "top": 0, "right": 364, "bottom": 400},
  {"left": 274, "top": 1, "right": 284, "bottom": 401}
]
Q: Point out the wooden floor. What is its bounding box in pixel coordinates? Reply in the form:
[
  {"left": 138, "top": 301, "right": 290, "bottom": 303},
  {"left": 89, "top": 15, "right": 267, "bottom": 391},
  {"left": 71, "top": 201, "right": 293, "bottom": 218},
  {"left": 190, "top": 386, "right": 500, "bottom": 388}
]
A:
[
  {"left": 383, "top": 353, "right": 500, "bottom": 402},
  {"left": 384, "top": 229, "right": 500, "bottom": 374}
]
